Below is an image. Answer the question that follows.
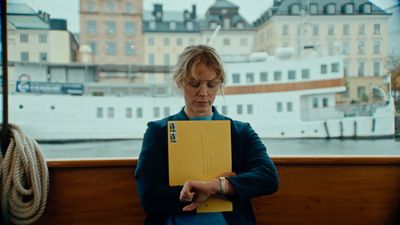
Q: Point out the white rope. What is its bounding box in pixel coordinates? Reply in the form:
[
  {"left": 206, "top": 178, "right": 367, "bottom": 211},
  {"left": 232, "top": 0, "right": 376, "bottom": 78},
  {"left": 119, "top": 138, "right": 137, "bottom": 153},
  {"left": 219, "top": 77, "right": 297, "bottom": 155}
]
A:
[{"left": 0, "top": 124, "right": 49, "bottom": 225}]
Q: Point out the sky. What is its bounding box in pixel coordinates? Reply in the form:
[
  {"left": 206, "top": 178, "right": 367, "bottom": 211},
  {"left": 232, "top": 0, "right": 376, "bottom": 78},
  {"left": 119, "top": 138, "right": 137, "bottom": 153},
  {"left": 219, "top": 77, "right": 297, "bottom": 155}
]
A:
[{"left": 14, "top": 0, "right": 391, "bottom": 34}]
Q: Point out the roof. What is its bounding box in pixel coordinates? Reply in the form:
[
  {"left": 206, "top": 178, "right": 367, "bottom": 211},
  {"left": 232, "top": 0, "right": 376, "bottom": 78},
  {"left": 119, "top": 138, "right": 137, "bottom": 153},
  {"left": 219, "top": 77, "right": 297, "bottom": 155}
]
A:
[
  {"left": 7, "top": 3, "right": 50, "bottom": 30},
  {"left": 208, "top": 0, "right": 239, "bottom": 9},
  {"left": 7, "top": 3, "right": 36, "bottom": 14}
]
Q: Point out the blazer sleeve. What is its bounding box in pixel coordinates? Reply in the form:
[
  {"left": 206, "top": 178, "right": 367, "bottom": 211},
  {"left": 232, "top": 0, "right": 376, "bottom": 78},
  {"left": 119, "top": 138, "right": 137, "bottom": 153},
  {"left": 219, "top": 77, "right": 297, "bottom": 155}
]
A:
[
  {"left": 227, "top": 122, "right": 279, "bottom": 201},
  {"left": 135, "top": 121, "right": 189, "bottom": 214}
]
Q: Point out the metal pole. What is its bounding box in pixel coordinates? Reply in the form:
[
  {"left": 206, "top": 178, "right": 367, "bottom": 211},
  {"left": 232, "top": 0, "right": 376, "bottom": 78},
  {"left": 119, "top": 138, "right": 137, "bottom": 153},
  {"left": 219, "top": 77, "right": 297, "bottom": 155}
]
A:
[{"left": 1, "top": 0, "right": 10, "bottom": 156}]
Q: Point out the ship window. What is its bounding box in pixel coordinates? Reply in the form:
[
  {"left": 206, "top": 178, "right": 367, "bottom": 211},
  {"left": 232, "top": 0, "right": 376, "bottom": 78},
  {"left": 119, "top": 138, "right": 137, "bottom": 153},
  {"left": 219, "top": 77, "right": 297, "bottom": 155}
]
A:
[
  {"left": 287, "top": 102, "right": 293, "bottom": 112},
  {"left": 321, "top": 64, "right": 327, "bottom": 74},
  {"left": 274, "top": 71, "right": 282, "bottom": 81},
  {"left": 246, "top": 73, "right": 254, "bottom": 83},
  {"left": 290, "top": 4, "right": 301, "bottom": 15},
  {"left": 232, "top": 73, "right": 240, "bottom": 83},
  {"left": 107, "top": 107, "right": 114, "bottom": 118},
  {"left": 312, "top": 98, "right": 319, "bottom": 108},
  {"left": 223, "top": 38, "right": 230, "bottom": 46},
  {"left": 247, "top": 104, "right": 253, "bottom": 114},
  {"left": 288, "top": 70, "right": 296, "bottom": 80},
  {"left": 19, "top": 105, "right": 24, "bottom": 109},
  {"left": 136, "top": 108, "right": 143, "bottom": 118},
  {"left": 163, "top": 107, "right": 170, "bottom": 117},
  {"left": 97, "top": 107, "right": 103, "bottom": 118},
  {"left": 323, "top": 98, "right": 329, "bottom": 108},
  {"left": 277, "top": 102, "right": 283, "bottom": 112},
  {"left": 221, "top": 105, "right": 228, "bottom": 115},
  {"left": 50, "top": 105, "right": 55, "bottom": 110},
  {"left": 331, "top": 63, "right": 340, "bottom": 73},
  {"left": 126, "top": 108, "right": 132, "bottom": 118},
  {"left": 325, "top": 4, "right": 336, "bottom": 14},
  {"left": 154, "top": 107, "right": 160, "bottom": 118},
  {"left": 260, "top": 72, "right": 268, "bottom": 81},
  {"left": 301, "top": 69, "right": 310, "bottom": 79},
  {"left": 309, "top": 3, "right": 318, "bottom": 15},
  {"left": 237, "top": 105, "right": 243, "bottom": 115},
  {"left": 343, "top": 4, "right": 354, "bottom": 14}
]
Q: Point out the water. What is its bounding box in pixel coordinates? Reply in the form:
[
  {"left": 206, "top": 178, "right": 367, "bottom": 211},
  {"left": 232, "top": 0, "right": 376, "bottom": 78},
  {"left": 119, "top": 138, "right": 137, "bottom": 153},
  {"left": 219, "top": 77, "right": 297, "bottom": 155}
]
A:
[{"left": 39, "top": 138, "right": 400, "bottom": 159}]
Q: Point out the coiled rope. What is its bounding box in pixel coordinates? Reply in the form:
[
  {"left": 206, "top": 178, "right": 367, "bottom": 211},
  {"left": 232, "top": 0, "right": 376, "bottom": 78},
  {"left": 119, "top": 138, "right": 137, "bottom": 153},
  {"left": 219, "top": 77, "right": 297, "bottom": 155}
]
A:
[{"left": 0, "top": 124, "right": 49, "bottom": 225}]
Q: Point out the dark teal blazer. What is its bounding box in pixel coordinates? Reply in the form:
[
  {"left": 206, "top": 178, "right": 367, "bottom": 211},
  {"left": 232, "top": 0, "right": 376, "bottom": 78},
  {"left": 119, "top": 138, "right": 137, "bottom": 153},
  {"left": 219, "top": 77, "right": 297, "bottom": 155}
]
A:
[{"left": 135, "top": 107, "right": 279, "bottom": 225}]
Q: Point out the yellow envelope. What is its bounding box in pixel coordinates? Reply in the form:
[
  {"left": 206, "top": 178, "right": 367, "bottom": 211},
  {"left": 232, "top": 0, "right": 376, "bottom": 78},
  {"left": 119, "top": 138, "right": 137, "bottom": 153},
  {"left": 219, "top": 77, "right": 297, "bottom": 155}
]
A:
[{"left": 168, "top": 120, "right": 232, "bottom": 213}]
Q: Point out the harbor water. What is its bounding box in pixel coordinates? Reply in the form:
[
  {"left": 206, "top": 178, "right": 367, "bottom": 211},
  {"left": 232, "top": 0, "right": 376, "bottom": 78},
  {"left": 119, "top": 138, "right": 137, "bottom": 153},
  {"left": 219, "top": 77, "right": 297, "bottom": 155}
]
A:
[{"left": 40, "top": 138, "right": 400, "bottom": 159}]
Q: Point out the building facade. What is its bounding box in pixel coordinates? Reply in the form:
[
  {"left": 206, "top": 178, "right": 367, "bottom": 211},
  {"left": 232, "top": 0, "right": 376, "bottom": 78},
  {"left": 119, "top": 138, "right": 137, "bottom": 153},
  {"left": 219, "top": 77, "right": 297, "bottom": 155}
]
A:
[{"left": 253, "top": 0, "right": 391, "bottom": 103}]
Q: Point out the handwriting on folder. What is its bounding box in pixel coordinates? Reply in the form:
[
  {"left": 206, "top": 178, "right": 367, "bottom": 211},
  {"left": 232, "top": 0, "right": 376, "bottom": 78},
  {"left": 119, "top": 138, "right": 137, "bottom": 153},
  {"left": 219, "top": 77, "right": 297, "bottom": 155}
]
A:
[{"left": 168, "top": 120, "right": 232, "bottom": 213}]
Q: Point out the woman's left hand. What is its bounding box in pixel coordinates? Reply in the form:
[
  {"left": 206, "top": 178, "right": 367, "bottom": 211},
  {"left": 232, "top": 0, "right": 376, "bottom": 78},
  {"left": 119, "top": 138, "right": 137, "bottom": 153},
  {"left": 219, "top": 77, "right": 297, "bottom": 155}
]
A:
[{"left": 179, "top": 179, "right": 219, "bottom": 211}]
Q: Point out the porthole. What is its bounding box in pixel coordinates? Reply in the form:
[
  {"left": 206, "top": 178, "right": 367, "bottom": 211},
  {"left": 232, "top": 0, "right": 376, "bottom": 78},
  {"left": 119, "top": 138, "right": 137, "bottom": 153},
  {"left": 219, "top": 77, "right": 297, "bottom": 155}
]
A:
[
  {"left": 50, "top": 105, "right": 55, "bottom": 110},
  {"left": 19, "top": 105, "right": 23, "bottom": 109}
]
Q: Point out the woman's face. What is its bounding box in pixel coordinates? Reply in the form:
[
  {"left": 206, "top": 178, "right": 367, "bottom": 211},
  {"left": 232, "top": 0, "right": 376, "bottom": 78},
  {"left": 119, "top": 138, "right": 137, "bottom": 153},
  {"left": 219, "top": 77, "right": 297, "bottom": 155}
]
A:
[{"left": 182, "top": 63, "right": 220, "bottom": 118}]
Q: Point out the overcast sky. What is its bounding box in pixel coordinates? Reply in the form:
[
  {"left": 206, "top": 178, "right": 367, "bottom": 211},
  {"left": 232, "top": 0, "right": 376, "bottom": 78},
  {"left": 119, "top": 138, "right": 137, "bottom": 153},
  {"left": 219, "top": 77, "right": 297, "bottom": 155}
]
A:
[{"left": 14, "top": 0, "right": 391, "bottom": 33}]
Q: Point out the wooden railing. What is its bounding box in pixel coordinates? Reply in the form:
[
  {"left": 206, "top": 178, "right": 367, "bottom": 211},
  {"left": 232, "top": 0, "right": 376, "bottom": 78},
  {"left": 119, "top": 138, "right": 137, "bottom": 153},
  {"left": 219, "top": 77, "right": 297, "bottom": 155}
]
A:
[{"left": 27, "top": 156, "right": 400, "bottom": 225}]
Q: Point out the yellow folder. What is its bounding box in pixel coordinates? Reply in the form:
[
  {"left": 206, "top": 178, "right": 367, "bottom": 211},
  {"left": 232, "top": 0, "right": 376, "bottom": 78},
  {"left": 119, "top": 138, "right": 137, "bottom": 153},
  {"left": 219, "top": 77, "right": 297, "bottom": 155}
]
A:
[{"left": 168, "top": 120, "right": 233, "bottom": 213}]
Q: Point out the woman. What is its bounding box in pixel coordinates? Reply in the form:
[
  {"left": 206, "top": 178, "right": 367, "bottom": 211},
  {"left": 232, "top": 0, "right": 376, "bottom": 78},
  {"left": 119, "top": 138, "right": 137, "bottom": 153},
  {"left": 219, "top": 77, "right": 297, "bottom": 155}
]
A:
[{"left": 135, "top": 45, "right": 279, "bottom": 225}]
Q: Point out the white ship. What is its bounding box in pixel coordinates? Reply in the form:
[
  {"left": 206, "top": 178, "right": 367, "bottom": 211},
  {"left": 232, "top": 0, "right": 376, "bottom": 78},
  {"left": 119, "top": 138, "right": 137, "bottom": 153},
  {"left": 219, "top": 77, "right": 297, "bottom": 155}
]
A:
[{"left": 5, "top": 54, "right": 395, "bottom": 141}]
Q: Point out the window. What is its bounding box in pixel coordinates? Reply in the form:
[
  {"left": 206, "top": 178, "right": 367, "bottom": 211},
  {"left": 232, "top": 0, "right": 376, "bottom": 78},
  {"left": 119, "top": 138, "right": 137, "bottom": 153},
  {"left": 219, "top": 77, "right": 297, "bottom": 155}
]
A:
[
  {"left": 221, "top": 105, "right": 228, "bottom": 115},
  {"left": 313, "top": 24, "right": 319, "bottom": 36},
  {"left": 321, "top": 64, "right": 327, "bottom": 74},
  {"left": 148, "top": 37, "right": 155, "bottom": 46},
  {"left": 301, "top": 69, "right": 310, "bottom": 79},
  {"left": 87, "top": 20, "right": 97, "bottom": 34},
  {"left": 344, "top": 4, "right": 354, "bottom": 14},
  {"left": 247, "top": 104, "right": 253, "bottom": 114},
  {"left": 240, "top": 38, "right": 248, "bottom": 46},
  {"left": 290, "top": 4, "right": 300, "bottom": 14},
  {"left": 246, "top": 73, "right": 254, "bottom": 83},
  {"left": 106, "top": 21, "right": 116, "bottom": 35},
  {"left": 163, "top": 53, "right": 170, "bottom": 65},
  {"left": 237, "top": 105, "right": 243, "bottom": 115},
  {"left": 373, "top": 62, "right": 380, "bottom": 77},
  {"left": 163, "top": 107, "right": 170, "bottom": 117},
  {"left": 260, "top": 72, "right": 268, "bottom": 82},
  {"left": 87, "top": 1, "right": 95, "bottom": 12},
  {"left": 331, "top": 63, "right": 340, "bottom": 73},
  {"left": 21, "top": 52, "right": 29, "bottom": 61},
  {"left": 326, "top": 4, "right": 336, "bottom": 14},
  {"left": 373, "top": 41, "right": 380, "bottom": 54},
  {"left": 342, "top": 40, "right": 350, "bottom": 55},
  {"left": 343, "top": 60, "right": 350, "bottom": 77},
  {"left": 373, "top": 24, "right": 380, "bottom": 35},
  {"left": 288, "top": 70, "right": 296, "bottom": 80},
  {"left": 124, "top": 22, "right": 135, "bottom": 35},
  {"left": 163, "top": 37, "right": 170, "bottom": 46},
  {"left": 176, "top": 38, "right": 182, "bottom": 46},
  {"left": 223, "top": 38, "right": 230, "bottom": 46},
  {"left": 274, "top": 71, "right": 282, "bottom": 81},
  {"left": 357, "top": 86, "right": 365, "bottom": 98},
  {"left": 20, "top": 34, "right": 29, "bottom": 43},
  {"left": 328, "top": 24, "right": 335, "bottom": 36},
  {"left": 358, "top": 41, "right": 365, "bottom": 54},
  {"left": 312, "top": 98, "right": 319, "bottom": 108},
  {"left": 148, "top": 53, "right": 155, "bottom": 65},
  {"left": 309, "top": 3, "right": 318, "bottom": 14},
  {"left": 107, "top": 107, "right": 114, "bottom": 118},
  {"left": 125, "top": 2, "right": 134, "bottom": 14},
  {"left": 189, "top": 38, "right": 195, "bottom": 45},
  {"left": 186, "top": 21, "right": 193, "bottom": 30},
  {"left": 362, "top": 3, "right": 372, "bottom": 13},
  {"left": 153, "top": 107, "right": 160, "bottom": 118},
  {"left": 106, "top": 1, "right": 114, "bottom": 12},
  {"left": 126, "top": 108, "right": 132, "bottom": 118},
  {"left": 277, "top": 102, "right": 283, "bottom": 112},
  {"left": 343, "top": 24, "right": 350, "bottom": 35},
  {"left": 282, "top": 24, "right": 289, "bottom": 36},
  {"left": 358, "top": 24, "right": 365, "bottom": 35},
  {"left": 39, "top": 52, "right": 47, "bottom": 62},
  {"left": 125, "top": 41, "right": 135, "bottom": 55},
  {"left": 169, "top": 22, "right": 176, "bottom": 30},
  {"left": 97, "top": 107, "right": 103, "bottom": 118},
  {"left": 106, "top": 42, "right": 117, "bottom": 55},
  {"left": 149, "top": 21, "right": 156, "bottom": 30},
  {"left": 322, "top": 98, "right": 328, "bottom": 108},
  {"left": 358, "top": 61, "right": 365, "bottom": 77},
  {"left": 287, "top": 102, "right": 293, "bottom": 112},
  {"left": 39, "top": 34, "right": 47, "bottom": 43},
  {"left": 232, "top": 73, "right": 240, "bottom": 83},
  {"left": 136, "top": 108, "right": 143, "bottom": 118}
]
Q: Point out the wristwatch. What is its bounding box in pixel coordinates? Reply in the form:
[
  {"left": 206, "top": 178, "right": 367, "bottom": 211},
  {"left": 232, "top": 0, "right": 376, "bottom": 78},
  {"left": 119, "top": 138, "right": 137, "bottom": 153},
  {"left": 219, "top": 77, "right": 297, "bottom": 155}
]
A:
[{"left": 218, "top": 177, "right": 226, "bottom": 195}]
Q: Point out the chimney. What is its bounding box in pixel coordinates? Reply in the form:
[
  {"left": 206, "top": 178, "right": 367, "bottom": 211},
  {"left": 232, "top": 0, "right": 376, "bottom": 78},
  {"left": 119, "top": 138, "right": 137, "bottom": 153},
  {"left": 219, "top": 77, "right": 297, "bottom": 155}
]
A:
[
  {"left": 191, "top": 5, "right": 197, "bottom": 19},
  {"left": 152, "top": 4, "right": 163, "bottom": 22}
]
